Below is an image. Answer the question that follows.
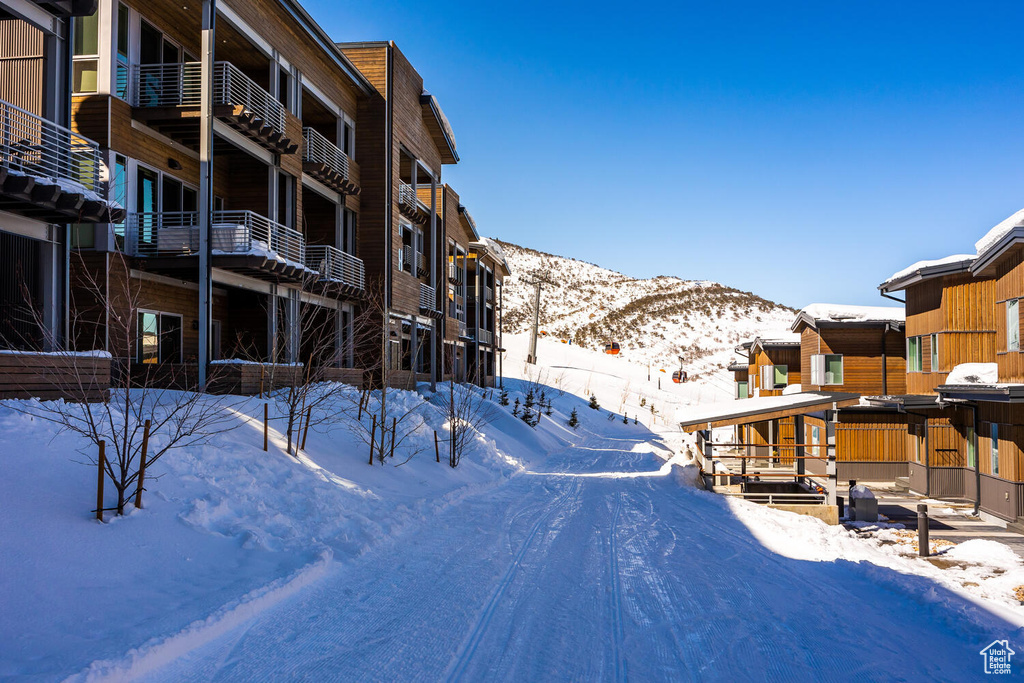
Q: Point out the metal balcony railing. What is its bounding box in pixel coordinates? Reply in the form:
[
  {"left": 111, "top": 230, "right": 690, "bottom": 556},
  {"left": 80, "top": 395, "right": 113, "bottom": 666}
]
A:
[
  {"left": 306, "top": 244, "right": 364, "bottom": 290},
  {"left": 419, "top": 283, "right": 435, "bottom": 311},
  {"left": 133, "top": 61, "right": 286, "bottom": 137},
  {"left": 477, "top": 329, "right": 493, "bottom": 345},
  {"left": 458, "top": 321, "right": 467, "bottom": 338},
  {"left": 483, "top": 285, "right": 494, "bottom": 302},
  {"left": 126, "top": 210, "right": 304, "bottom": 265},
  {"left": 416, "top": 251, "right": 427, "bottom": 277},
  {"left": 448, "top": 261, "right": 463, "bottom": 284},
  {"left": 400, "top": 244, "right": 413, "bottom": 273},
  {"left": 302, "top": 127, "right": 349, "bottom": 178},
  {"left": 399, "top": 182, "right": 428, "bottom": 212},
  {"left": 0, "top": 97, "right": 102, "bottom": 192}
]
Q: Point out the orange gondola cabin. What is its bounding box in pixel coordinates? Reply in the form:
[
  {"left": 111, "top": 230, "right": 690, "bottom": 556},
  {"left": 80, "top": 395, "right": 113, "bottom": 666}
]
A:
[
  {"left": 604, "top": 342, "right": 621, "bottom": 355},
  {"left": 672, "top": 370, "right": 687, "bottom": 383}
]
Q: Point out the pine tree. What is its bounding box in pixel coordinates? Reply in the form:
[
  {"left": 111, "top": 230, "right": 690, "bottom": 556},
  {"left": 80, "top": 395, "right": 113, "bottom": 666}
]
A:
[
  {"left": 568, "top": 407, "right": 579, "bottom": 429},
  {"left": 513, "top": 398, "right": 520, "bottom": 417},
  {"left": 525, "top": 389, "right": 535, "bottom": 411},
  {"left": 622, "top": 413, "right": 629, "bottom": 424},
  {"left": 499, "top": 389, "right": 509, "bottom": 406},
  {"left": 633, "top": 415, "right": 638, "bottom": 425},
  {"left": 521, "top": 404, "right": 535, "bottom": 427},
  {"left": 545, "top": 399, "right": 553, "bottom": 416},
  {"left": 589, "top": 395, "right": 600, "bottom": 410}
]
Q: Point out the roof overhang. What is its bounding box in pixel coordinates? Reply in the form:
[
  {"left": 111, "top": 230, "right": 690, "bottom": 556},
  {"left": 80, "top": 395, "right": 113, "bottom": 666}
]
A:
[
  {"left": 727, "top": 363, "right": 748, "bottom": 373},
  {"left": 937, "top": 383, "right": 1024, "bottom": 403},
  {"left": 879, "top": 256, "right": 976, "bottom": 294},
  {"left": 273, "top": 2, "right": 375, "bottom": 96},
  {"left": 861, "top": 394, "right": 943, "bottom": 410},
  {"left": 420, "top": 93, "right": 459, "bottom": 164},
  {"left": 457, "top": 205, "right": 480, "bottom": 240},
  {"left": 791, "top": 313, "right": 903, "bottom": 333},
  {"left": 750, "top": 337, "right": 801, "bottom": 354},
  {"left": 971, "top": 226, "right": 1024, "bottom": 277},
  {"left": 679, "top": 392, "right": 862, "bottom": 432}
]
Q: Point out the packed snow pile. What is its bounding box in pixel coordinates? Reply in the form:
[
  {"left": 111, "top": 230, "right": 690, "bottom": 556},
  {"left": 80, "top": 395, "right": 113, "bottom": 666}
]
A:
[
  {"left": 849, "top": 484, "right": 875, "bottom": 500},
  {"left": 495, "top": 239, "right": 795, "bottom": 379},
  {"left": 945, "top": 362, "right": 999, "bottom": 385},
  {"left": 975, "top": 206, "right": 1024, "bottom": 256}
]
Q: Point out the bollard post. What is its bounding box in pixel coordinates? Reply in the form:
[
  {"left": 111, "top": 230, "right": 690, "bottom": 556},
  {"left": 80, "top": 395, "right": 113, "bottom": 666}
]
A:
[
  {"left": 263, "top": 403, "right": 269, "bottom": 451},
  {"left": 368, "top": 415, "right": 377, "bottom": 465},
  {"left": 134, "top": 420, "right": 151, "bottom": 510},
  {"left": 917, "top": 504, "right": 930, "bottom": 557},
  {"left": 96, "top": 440, "right": 106, "bottom": 522},
  {"left": 434, "top": 431, "right": 440, "bottom": 463}
]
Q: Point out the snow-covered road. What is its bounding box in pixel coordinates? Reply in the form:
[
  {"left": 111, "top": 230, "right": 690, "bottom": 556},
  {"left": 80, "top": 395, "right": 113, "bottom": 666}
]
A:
[{"left": 142, "top": 433, "right": 1010, "bottom": 682}]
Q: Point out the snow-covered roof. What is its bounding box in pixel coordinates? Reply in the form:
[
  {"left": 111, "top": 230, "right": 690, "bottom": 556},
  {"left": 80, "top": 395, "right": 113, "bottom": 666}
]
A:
[
  {"left": 727, "top": 362, "right": 748, "bottom": 373},
  {"left": 472, "top": 237, "right": 511, "bottom": 276},
  {"left": 791, "top": 304, "right": 904, "bottom": 331},
  {"left": 751, "top": 332, "right": 801, "bottom": 352},
  {"left": 678, "top": 391, "right": 861, "bottom": 430},
  {"left": 420, "top": 90, "right": 458, "bottom": 162},
  {"left": 975, "top": 207, "right": 1024, "bottom": 256},
  {"left": 879, "top": 254, "right": 976, "bottom": 292}
]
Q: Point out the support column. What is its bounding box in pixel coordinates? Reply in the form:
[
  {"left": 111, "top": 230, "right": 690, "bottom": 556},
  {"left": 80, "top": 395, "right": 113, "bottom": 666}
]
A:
[
  {"left": 409, "top": 319, "right": 419, "bottom": 375},
  {"left": 267, "top": 284, "right": 278, "bottom": 362},
  {"left": 430, "top": 174, "right": 438, "bottom": 391},
  {"left": 197, "top": 0, "right": 217, "bottom": 388},
  {"left": 794, "top": 414, "right": 805, "bottom": 481},
  {"left": 826, "top": 408, "right": 838, "bottom": 506},
  {"left": 287, "top": 289, "right": 300, "bottom": 364}
]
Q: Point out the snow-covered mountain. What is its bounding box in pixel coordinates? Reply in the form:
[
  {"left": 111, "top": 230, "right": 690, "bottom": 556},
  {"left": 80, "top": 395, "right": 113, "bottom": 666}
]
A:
[{"left": 495, "top": 239, "right": 795, "bottom": 382}]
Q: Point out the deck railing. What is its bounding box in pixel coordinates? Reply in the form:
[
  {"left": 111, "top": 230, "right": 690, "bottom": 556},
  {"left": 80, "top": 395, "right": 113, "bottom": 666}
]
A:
[
  {"left": 477, "top": 328, "right": 493, "bottom": 345},
  {"left": 126, "top": 210, "right": 304, "bottom": 264},
  {"left": 419, "top": 283, "right": 435, "bottom": 311},
  {"left": 133, "top": 61, "right": 286, "bottom": 136},
  {"left": 399, "top": 182, "right": 428, "bottom": 212},
  {"left": 448, "top": 261, "right": 463, "bottom": 284},
  {"left": 302, "top": 127, "right": 349, "bottom": 179},
  {"left": 306, "top": 244, "right": 364, "bottom": 290},
  {"left": 416, "top": 251, "right": 427, "bottom": 277},
  {"left": 400, "top": 244, "right": 414, "bottom": 273},
  {"left": 0, "top": 97, "right": 102, "bottom": 192}
]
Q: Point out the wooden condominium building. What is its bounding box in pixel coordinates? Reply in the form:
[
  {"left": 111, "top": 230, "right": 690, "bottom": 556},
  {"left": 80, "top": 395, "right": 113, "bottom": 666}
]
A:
[
  {"left": 438, "top": 183, "right": 507, "bottom": 387},
  {"left": 0, "top": 0, "right": 122, "bottom": 399},
  {"left": 686, "top": 304, "right": 908, "bottom": 486},
  {"left": 882, "top": 207, "right": 1024, "bottom": 524}
]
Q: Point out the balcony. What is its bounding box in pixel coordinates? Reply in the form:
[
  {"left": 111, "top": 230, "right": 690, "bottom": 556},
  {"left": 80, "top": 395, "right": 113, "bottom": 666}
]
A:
[
  {"left": 126, "top": 210, "right": 307, "bottom": 281},
  {"left": 302, "top": 127, "right": 359, "bottom": 196},
  {"left": 400, "top": 244, "right": 414, "bottom": 273},
  {"left": 419, "top": 282, "right": 438, "bottom": 316},
  {"left": 305, "top": 244, "right": 364, "bottom": 294},
  {"left": 398, "top": 182, "right": 429, "bottom": 225},
  {"left": 477, "top": 329, "right": 494, "bottom": 345},
  {"left": 131, "top": 62, "right": 297, "bottom": 155},
  {"left": 416, "top": 251, "right": 428, "bottom": 277},
  {"left": 0, "top": 98, "right": 121, "bottom": 223},
  {"left": 448, "top": 261, "right": 463, "bottom": 285}
]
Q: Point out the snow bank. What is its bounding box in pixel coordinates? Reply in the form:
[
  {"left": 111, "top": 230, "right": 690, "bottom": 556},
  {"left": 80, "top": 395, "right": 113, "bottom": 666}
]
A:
[
  {"left": 781, "top": 384, "right": 802, "bottom": 395},
  {"left": 849, "top": 484, "right": 875, "bottom": 500},
  {"left": 945, "top": 539, "right": 1022, "bottom": 570},
  {"left": 945, "top": 362, "right": 998, "bottom": 385},
  {"left": 0, "top": 349, "right": 111, "bottom": 358}
]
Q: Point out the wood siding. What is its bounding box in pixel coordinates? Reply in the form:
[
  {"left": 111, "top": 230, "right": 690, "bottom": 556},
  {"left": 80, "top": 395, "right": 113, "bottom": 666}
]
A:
[{"left": 800, "top": 326, "right": 906, "bottom": 395}]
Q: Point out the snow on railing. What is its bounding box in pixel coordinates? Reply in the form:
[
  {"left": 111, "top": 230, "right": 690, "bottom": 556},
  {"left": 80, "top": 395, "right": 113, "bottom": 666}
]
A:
[
  {"left": 302, "top": 127, "right": 349, "bottom": 178},
  {"left": 0, "top": 97, "right": 102, "bottom": 192},
  {"left": 133, "top": 62, "right": 286, "bottom": 136},
  {"left": 419, "top": 282, "right": 435, "bottom": 311},
  {"left": 305, "top": 244, "right": 364, "bottom": 290},
  {"left": 126, "top": 210, "right": 304, "bottom": 264}
]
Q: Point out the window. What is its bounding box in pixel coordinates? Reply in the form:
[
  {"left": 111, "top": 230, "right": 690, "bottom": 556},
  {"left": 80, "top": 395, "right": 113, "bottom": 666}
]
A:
[
  {"left": 115, "top": 4, "right": 130, "bottom": 99},
  {"left": 342, "top": 120, "right": 354, "bottom": 157},
  {"left": 111, "top": 155, "right": 127, "bottom": 244},
  {"left": 277, "top": 173, "right": 296, "bottom": 229},
  {"left": 810, "top": 425, "right": 820, "bottom": 457},
  {"left": 137, "top": 312, "right": 182, "bottom": 363},
  {"left": 1008, "top": 299, "right": 1020, "bottom": 351},
  {"left": 773, "top": 364, "right": 788, "bottom": 388},
  {"left": 341, "top": 209, "right": 357, "bottom": 255},
  {"left": 907, "top": 336, "right": 922, "bottom": 372},
  {"left": 930, "top": 333, "right": 939, "bottom": 372},
  {"left": 759, "top": 364, "right": 787, "bottom": 389},
  {"left": 913, "top": 425, "right": 924, "bottom": 463},
  {"left": 399, "top": 225, "right": 413, "bottom": 272},
  {"left": 72, "top": 12, "right": 100, "bottom": 93},
  {"left": 991, "top": 423, "right": 1000, "bottom": 476},
  {"left": 967, "top": 425, "right": 976, "bottom": 469},
  {"left": 737, "top": 380, "right": 748, "bottom": 399},
  {"left": 810, "top": 354, "right": 843, "bottom": 385}
]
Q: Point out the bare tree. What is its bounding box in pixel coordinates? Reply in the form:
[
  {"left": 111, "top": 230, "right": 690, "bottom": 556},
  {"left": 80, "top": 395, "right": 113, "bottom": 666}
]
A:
[
  {"left": 5, "top": 251, "right": 238, "bottom": 515},
  {"left": 435, "top": 367, "right": 495, "bottom": 467}
]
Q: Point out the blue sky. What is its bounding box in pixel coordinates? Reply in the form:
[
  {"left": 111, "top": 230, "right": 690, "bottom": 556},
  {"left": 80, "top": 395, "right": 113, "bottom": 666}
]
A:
[{"left": 311, "top": 0, "right": 1024, "bottom": 308}]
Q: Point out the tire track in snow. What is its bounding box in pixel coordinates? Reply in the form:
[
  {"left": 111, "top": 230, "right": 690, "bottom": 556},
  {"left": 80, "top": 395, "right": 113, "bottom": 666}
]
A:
[
  {"left": 444, "top": 478, "right": 581, "bottom": 683},
  {"left": 609, "top": 491, "right": 626, "bottom": 682}
]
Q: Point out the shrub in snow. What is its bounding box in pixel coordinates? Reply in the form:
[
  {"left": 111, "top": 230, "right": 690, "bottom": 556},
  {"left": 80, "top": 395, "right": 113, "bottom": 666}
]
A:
[
  {"left": 568, "top": 407, "right": 579, "bottom": 429},
  {"left": 622, "top": 413, "right": 629, "bottom": 424},
  {"left": 499, "top": 389, "right": 509, "bottom": 406},
  {"left": 589, "top": 395, "right": 600, "bottom": 410},
  {"left": 435, "top": 381, "right": 494, "bottom": 468},
  {"left": 512, "top": 398, "right": 521, "bottom": 417},
  {"left": 524, "top": 389, "right": 535, "bottom": 411}
]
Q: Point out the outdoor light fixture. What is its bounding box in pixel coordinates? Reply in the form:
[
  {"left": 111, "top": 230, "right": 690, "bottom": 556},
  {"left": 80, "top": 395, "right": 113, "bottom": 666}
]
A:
[{"left": 168, "top": 158, "right": 182, "bottom": 170}]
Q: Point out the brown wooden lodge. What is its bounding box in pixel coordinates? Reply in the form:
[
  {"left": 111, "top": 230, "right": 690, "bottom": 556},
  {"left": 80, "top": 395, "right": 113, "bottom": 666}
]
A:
[{"left": 0, "top": 0, "right": 507, "bottom": 400}]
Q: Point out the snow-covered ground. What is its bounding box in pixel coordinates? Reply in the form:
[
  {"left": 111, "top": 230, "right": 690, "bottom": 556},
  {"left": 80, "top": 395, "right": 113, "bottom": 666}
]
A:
[{"left": 1, "top": 334, "right": 1023, "bottom": 680}]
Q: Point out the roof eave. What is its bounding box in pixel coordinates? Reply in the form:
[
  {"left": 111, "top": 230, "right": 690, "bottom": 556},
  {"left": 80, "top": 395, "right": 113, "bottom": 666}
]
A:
[
  {"left": 276, "top": 0, "right": 376, "bottom": 96},
  {"left": 971, "top": 227, "right": 1024, "bottom": 276},
  {"left": 878, "top": 259, "right": 975, "bottom": 294}
]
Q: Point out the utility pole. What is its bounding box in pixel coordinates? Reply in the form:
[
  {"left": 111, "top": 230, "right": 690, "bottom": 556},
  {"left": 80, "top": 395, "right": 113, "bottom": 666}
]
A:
[
  {"left": 527, "top": 281, "right": 541, "bottom": 365},
  {"left": 197, "top": 0, "right": 216, "bottom": 389}
]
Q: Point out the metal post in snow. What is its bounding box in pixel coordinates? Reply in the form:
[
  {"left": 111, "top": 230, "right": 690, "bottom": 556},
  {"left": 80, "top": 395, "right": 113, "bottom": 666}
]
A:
[
  {"left": 197, "top": 0, "right": 216, "bottom": 389},
  {"left": 528, "top": 281, "right": 541, "bottom": 364},
  {"left": 826, "top": 407, "right": 838, "bottom": 506},
  {"left": 917, "top": 504, "right": 930, "bottom": 557},
  {"left": 96, "top": 440, "right": 106, "bottom": 522}
]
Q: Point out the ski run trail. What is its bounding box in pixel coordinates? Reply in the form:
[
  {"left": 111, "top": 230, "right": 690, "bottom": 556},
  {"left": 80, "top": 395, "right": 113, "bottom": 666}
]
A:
[{"left": 132, "top": 431, "right": 1005, "bottom": 681}]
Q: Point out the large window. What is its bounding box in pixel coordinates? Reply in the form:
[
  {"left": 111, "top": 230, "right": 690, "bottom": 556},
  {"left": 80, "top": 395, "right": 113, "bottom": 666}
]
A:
[
  {"left": 759, "top": 364, "right": 787, "bottom": 390},
  {"left": 991, "top": 423, "right": 1000, "bottom": 476},
  {"left": 907, "top": 336, "right": 923, "bottom": 372},
  {"left": 810, "top": 354, "right": 843, "bottom": 385},
  {"left": 72, "top": 12, "right": 100, "bottom": 93},
  {"left": 1008, "top": 299, "right": 1020, "bottom": 351},
  {"left": 736, "top": 380, "right": 748, "bottom": 399},
  {"left": 137, "top": 311, "right": 182, "bottom": 364},
  {"left": 930, "top": 333, "right": 939, "bottom": 372},
  {"left": 115, "top": 4, "right": 130, "bottom": 99}
]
